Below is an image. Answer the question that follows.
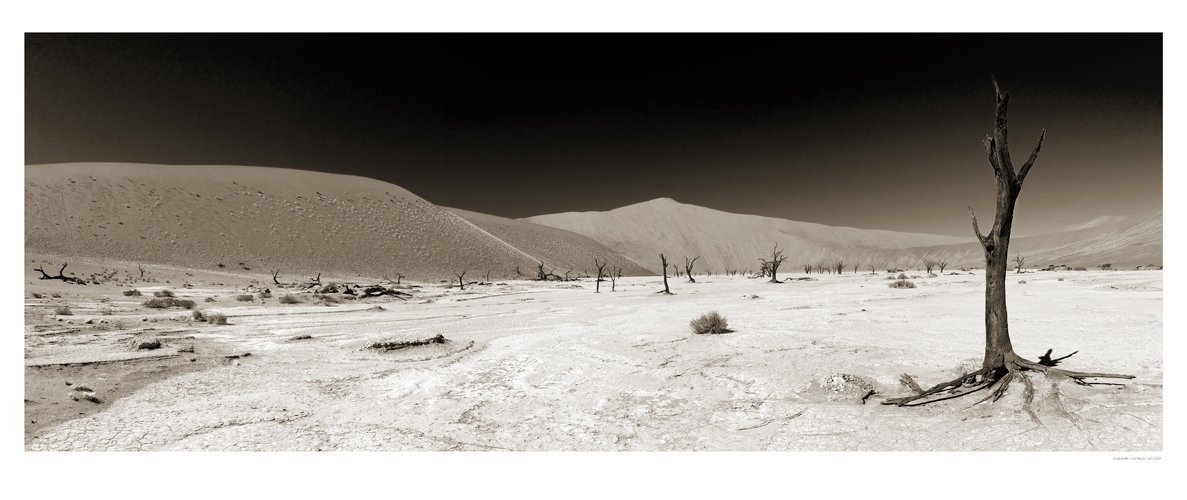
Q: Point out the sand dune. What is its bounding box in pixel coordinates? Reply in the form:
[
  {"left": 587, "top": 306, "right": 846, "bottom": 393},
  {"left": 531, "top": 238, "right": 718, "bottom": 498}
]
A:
[
  {"left": 525, "top": 198, "right": 973, "bottom": 273},
  {"left": 25, "top": 163, "right": 552, "bottom": 281},
  {"left": 444, "top": 207, "right": 650, "bottom": 277},
  {"left": 526, "top": 198, "right": 1162, "bottom": 272}
]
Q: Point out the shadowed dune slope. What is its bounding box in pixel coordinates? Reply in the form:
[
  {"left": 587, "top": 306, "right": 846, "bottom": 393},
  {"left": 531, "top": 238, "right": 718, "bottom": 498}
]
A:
[
  {"left": 25, "top": 163, "right": 544, "bottom": 281},
  {"left": 900, "top": 209, "right": 1163, "bottom": 269},
  {"left": 444, "top": 207, "right": 651, "bottom": 277},
  {"left": 525, "top": 198, "right": 974, "bottom": 273}
]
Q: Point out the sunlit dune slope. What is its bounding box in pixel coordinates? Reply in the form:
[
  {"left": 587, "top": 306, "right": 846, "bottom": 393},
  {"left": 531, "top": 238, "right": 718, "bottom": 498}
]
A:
[
  {"left": 525, "top": 198, "right": 973, "bottom": 273},
  {"left": 444, "top": 207, "right": 651, "bottom": 277},
  {"left": 25, "top": 163, "right": 543, "bottom": 281}
]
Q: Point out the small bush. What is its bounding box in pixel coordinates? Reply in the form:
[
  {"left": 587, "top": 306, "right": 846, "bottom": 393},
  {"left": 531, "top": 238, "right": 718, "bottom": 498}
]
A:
[
  {"left": 897, "top": 273, "right": 908, "bottom": 280},
  {"left": 888, "top": 280, "right": 916, "bottom": 289},
  {"left": 690, "top": 311, "right": 731, "bottom": 334},
  {"left": 142, "top": 298, "right": 196, "bottom": 309},
  {"left": 205, "top": 296, "right": 217, "bottom": 302},
  {"left": 207, "top": 313, "right": 228, "bottom": 325},
  {"left": 192, "top": 310, "right": 206, "bottom": 321},
  {"left": 31, "top": 292, "right": 43, "bottom": 299},
  {"left": 259, "top": 291, "right": 272, "bottom": 299},
  {"left": 1057, "top": 278, "right": 1064, "bottom": 281},
  {"left": 236, "top": 294, "right": 255, "bottom": 302},
  {"left": 52, "top": 292, "right": 61, "bottom": 298},
  {"left": 1018, "top": 280, "right": 1027, "bottom": 284},
  {"left": 1073, "top": 267, "right": 1087, "bottom": 271},
  {"left": 123, "top": 289, "right": 142, "bottom": 296},
  {"left": 54, "top": 306, "right": 73, "bottom": 315},
  {"left": 154, "top": 290, "right": 175, "bottom": 297},
  {"left": 279, "top": 294, "right": 301, "bottom": 304}
]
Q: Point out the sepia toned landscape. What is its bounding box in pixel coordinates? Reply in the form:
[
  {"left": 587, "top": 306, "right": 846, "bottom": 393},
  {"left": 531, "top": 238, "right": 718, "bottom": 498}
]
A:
[{"left": 24, "top": 33, "right": 1162, "bottom": 452}]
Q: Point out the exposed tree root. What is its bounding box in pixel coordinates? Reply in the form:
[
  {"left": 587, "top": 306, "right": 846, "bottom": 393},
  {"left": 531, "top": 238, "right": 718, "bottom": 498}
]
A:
[
  {"left": 34, "top": 262, "right": 87, "bottom": 285},
  {"left": 882, "top": 350, "right": 1133, "bottom": 409}
]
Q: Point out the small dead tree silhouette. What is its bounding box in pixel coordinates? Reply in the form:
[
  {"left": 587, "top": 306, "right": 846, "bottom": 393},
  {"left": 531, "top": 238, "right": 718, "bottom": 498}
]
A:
[
  {"left": 310, "top": 273, "right": 321, "bottom": 286},
  {"left": 455, "top": 271, "right": 467, "bottom": 290},
  {"left": 759, "top": 244, "right": 787, "bottom": 283},
  {"left": 138, "top": 264, "right": 145, "bottom": 280},
  {"left": 923, "top": 260, "right": 936, "bottom": 274},
  {"left": 610, "top": 265, "right": 622, "bottom": 291},
  {"left": 594, "top": 259, "right": 608, "bottom": 293},
  {"left": 684, "top": 256, "right": 699, "bottom": 283},
  {"left": 833, "top": 261, "right": 845, "bottom": 274},
  {"left": 1013, "top": 254, "right": 1025, "bottom": 274},
  {"left": 1098, "top": 263, "right": 1112, "bottom": 271},
  {"left": 34, "top": 262, "right": 86, "bottom": 284},
  {"left": 803, "top": 263, "right": 813, "bottom": 274},
  {"left": 868, "top": 263, "right": 876, "bottom": 273},
  {"left": 659, "top": 254, "right": 672, "bottom": 294},
  {"left": 883, "top": 78, "right": 1132, "bottom": 410},
  {"left": 271, "top": 269, "right": 281, "bottom": 285},
  {"left": 937, "top": 259, "right": 949, "bottom": 274}
]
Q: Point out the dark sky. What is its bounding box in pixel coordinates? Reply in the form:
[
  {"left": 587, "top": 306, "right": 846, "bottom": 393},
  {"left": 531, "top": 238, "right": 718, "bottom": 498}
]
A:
[{"left": 26, "top": 33, "right": 1162, "bottom": 236}]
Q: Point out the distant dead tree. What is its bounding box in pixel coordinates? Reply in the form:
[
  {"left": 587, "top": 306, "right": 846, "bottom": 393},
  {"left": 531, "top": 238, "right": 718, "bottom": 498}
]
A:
[
  {"left": 1013, "top": 254, "right": 1025, "bottom": 274},
  {"left": 937, "top": 259, "right": 949, "bottom": 274},
  {"left": 271, "top": 269, "right": 281, "bottom": 285},
  {"left": 923, "top": 260, "right": 936, "bottom": 274},
  {"left": 455, "top": 270, "right": 467, "bottom": 290},
  {"left": 803, "top": 263, "right": 812, "bottom": 274},
  {"left": 868, "top": 263, "right": 876, "bottom": 273},
  {"left": 684, "top": 256, "right": 700, "bottom": 283},
  {"left": 484, "top": 270, "right": 492, "bottom": 283},
  {"left": 34, "top": 262, "right": 86, "bottom": 284},
  {"left": 833, "top": 261, "right": 845, "bottom": 274},
  {"left": 610, "top": 265, "right": 622, "bottom": 291},
  {"left": 535, "top": 262, "right": 559, "bottom": 281},
  {"left": 818, "top": 262, "right": 829, "bottom": 274},
  {"left": 594, "top": 259, "right": 608, "bottom": 293},
  {"left": 758, "top": 244, "right": 787, "bottom": 283},
  {"left": 1098, "top": 263, "right": 1113, "bottom": 271},
  {"left": 884, "top": 77, "right": 1132, "bottom": 408},
  {"left": 514, "top": 265, "right": 525, "bottom": 277},
  {"left": 659, "top": 254, "right": 672, "bottom": 294},
  {"left": 564, "top": 268, "right": 574, "bottom": 281},
  {"left": 852, "top": 262, "right": 860, "bottom": 274},
  {"left": 138, "top": 264, "right": 145, "bottom": 280}
]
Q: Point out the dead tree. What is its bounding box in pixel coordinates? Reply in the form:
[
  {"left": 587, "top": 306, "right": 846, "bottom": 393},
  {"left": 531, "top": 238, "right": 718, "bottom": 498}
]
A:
[
  {"left": 310, "top": 272, "right": 321, "bottom": 286},
  {"left": 1013, "top": 254, "right": 1025, "bottom": 274},
  {"left": 535, "top": 262, "right": 559, "bottom": 281},
  {"left": 594, "top": 259, "right": 608, "bottom": 293},
  {"left": 833, "top": 261, "right": 845, "bottom": 274},
  {"left": 884, "top": 78, "right": 1132, "bottom": 409},
  {"left": 684, "top": 256, "right": 699, "bottom": 283},
  {"left": 937, "top": 259, "right": 949, "bottom": 274},
  {"left": 138, "top": 264, "right": 145, "bottom": 279},
  {"left": 923, "top": 260, "right": 936, "bottom": 274},
  {"left": 455, "top": 270, "right": 467, "bottom": 290},
  {"left": 802, "top": 263, "right": 812, "bottom": 274},
  {"left": 610, "top": 265, "right": 621, "bottom": 291},
  {"left": 659, "top": 254, "right": 672, "bottom": 294},
  {"left": 852, "top": 262, "right": 860, "bottom": 274},
  {"left": 868, "top": 263, "right": 876, "bottom": 273},
  {"left": 759, "top": 244, "right": 787, "bottom": 283},
  {"left": 271, "top": 269, "right": 281, "bottom": 285},
  {"left": 33, "top": 262, "right": 86, "bottom": 284}
]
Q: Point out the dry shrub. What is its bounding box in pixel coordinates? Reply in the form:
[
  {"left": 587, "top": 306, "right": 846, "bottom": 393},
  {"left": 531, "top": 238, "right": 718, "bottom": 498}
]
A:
[
  {"left": 314, "top": 294, "right": 341, "bottom": 304},
  {"left": 259, "top": 291, "right": 272, "bottom": 299},
  {"left": 204, "top": 296, "right": 217, "bottom": 302},
  {"left": 888, "top": 279, "right": 916, "bottom": 289},
  {"left": 897, "top": 273, "right": 908, "bottom": 280},
  {"left": 31, "top": 292, "right": 43, "bottom": 299},
  {"left": 1073, "top": 267, "right": 1087, "bottom": 271},
  {"left": 192, "top": 310, "right": 206, "bottom": 321},
  {"left": 1018, "top": 280, "right": 1027, "bottom": 284},
  {"left": 279, "top": 294, "right": 301, "bottom": 304},
  {"left": 154, "top": 290, "right": 175, "bottom": 297},
  {"left": 207, "top": 313, "right": 228, "bottom": 325},
  {"left": 236, "top": 294, "right": 255, "bottom": 302},
  {"left": 143, "top": 298, "right": 196, "bottom": 309},
  {"left": 52, "top": 292, "right": 61, "bottom": 298},
  {"left": 123, "top": 289, "right": 142, "bottom": 296},
  {"left": 1057, "top": 278, "right": 1064, "bottom": 281},
  {"left": 54, "top": 306, "right": 73, "bottom": 315},
  {"left": 690, "top": 311, "right": 731, "bottom": 334}
]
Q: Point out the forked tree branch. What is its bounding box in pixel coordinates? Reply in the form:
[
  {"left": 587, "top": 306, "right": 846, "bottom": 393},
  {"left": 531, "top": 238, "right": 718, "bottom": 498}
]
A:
[{"left": 1016, "top": 129, "right": 1046, "bottom": 186}]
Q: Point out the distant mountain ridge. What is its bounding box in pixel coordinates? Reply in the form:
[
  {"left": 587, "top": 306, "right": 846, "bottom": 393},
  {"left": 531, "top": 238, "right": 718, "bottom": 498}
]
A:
[{"left": 525, "top": 198, "right": 1162, "bottom": 272}]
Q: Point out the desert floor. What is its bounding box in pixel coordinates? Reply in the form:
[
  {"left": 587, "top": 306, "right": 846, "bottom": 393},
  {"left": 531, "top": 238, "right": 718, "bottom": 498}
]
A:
[{"left": 25, "top": 266, "right": 1162, "bottom": 451}]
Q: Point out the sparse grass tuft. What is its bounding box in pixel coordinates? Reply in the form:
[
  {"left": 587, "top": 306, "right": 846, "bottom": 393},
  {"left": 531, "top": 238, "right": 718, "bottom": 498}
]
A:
[
  {"left": 207, "top": 313, "right": 228, "bottom": 325},
  {"left": 897, "top": 273, "right": 908, "bottom": 280},
  {"left": 204, "top": 296, "right": 217, "bottom": 302},
  {"left": 690, "top": 311, "right": 731, "bottom": 334},
  {"left": 52, "top": 292, "right": 61, "bottom": 298},
  {"left": 123, "top": 289, "right": 142, "bottom": 296},
  {"left": 154, "top": 290, "right": 175, "bottom": 297},
  {"left": 888, "top": 279, "right": 916, "bottom": 289},
  {"left": 279, "top": 294, "right": 301, "bottom": 304},
  {"left": 236, "top": 294, "right": 255, "bottom": 302},
  {"left": 54, "top": 306, "right": 73, "bottom": 315},
  {"left": 1018, "top": 280, "right": 1027, "bottom": 284}
]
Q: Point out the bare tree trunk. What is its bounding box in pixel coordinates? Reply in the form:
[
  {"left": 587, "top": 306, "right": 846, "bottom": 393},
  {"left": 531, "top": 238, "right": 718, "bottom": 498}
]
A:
[
  {"left": 660, "top": 254, "right": 671, "bottom": 294},
  {"left": 884, "top": 78, "right": 1132, "bottom": 408},
  {"left": 594, "top": 259, "right": 607, "bottom": 293},
  {"left": 684, "top": 256, "right": 699, "bottom": 283}
]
